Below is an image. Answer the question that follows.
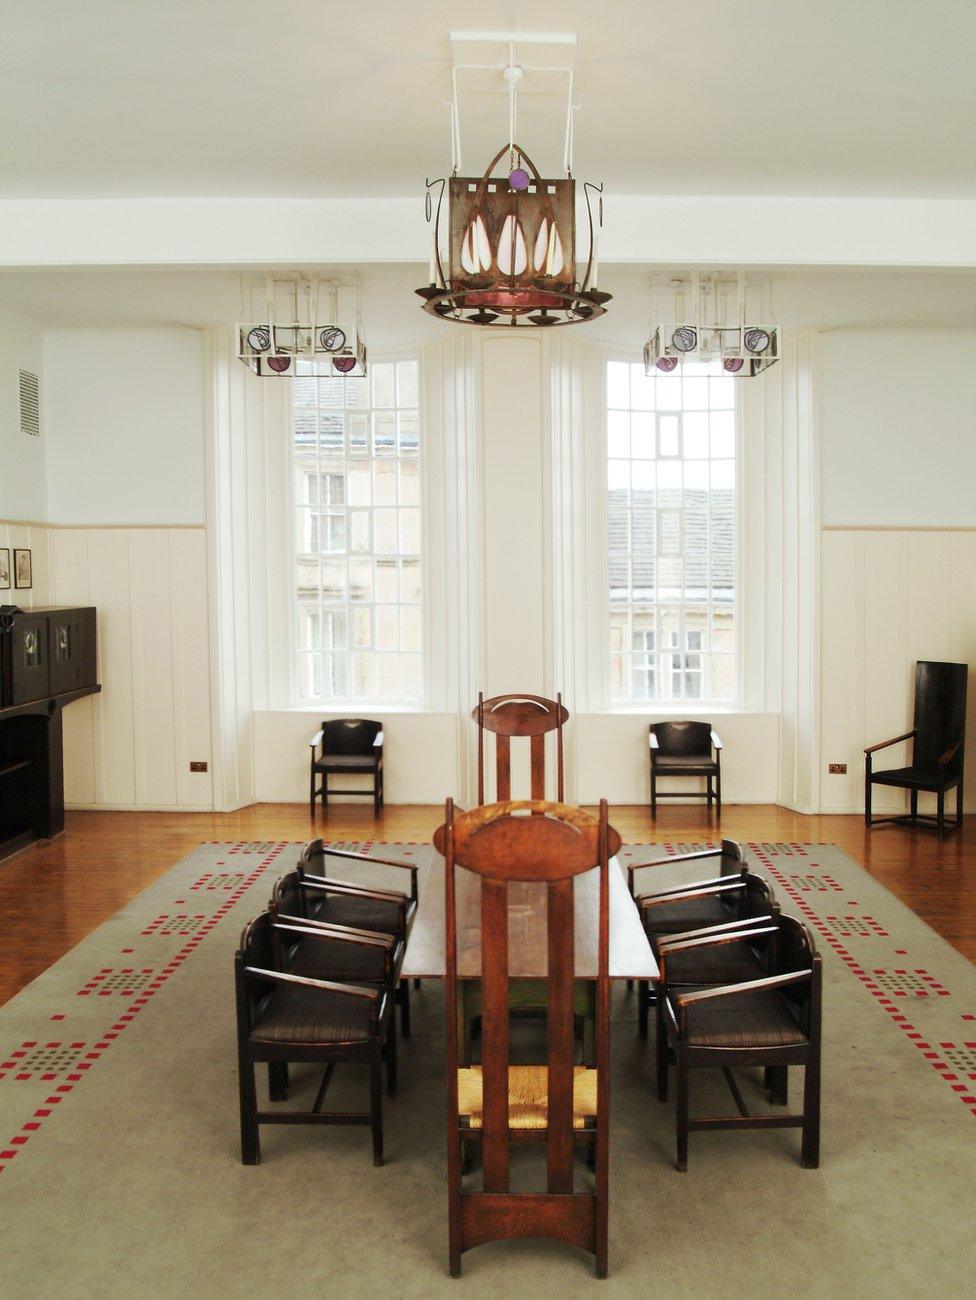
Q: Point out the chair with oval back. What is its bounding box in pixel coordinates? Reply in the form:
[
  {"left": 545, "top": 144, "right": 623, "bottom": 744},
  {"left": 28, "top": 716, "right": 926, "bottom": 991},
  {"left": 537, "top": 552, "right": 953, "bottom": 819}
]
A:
[{"left": 435, "top": 798, "right": 618, "bottom": 1278}]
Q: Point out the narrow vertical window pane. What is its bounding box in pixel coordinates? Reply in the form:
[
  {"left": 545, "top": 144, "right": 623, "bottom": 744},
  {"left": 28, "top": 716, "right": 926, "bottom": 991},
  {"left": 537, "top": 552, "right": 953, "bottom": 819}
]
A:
[
  {"left": 292, "top": 355, "right": 423, "bottom": 703},
  {"left": 607, "top": 359, "right": 735, "bottom": 703}
]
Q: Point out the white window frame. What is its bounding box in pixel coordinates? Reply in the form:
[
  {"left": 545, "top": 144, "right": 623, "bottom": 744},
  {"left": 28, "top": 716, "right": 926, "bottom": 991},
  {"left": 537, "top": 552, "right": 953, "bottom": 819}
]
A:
[
  {"left": 601, "top": 351, "right": 745, "bottom": 711},
  {"left": 288, "top": 348, "right": 426, "bottom": 708}
]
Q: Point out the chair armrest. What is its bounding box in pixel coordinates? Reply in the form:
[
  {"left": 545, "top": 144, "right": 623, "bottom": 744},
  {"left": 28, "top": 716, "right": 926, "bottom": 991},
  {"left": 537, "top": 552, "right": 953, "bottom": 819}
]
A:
[
  {"left": 315, "top": 848, "right": 419, "bottom": 902},
  {"left": 309, "top": 729, "right": 324, "bottom": 749},
  {"left": 710, "top": 730, "right": 722, "bottom": 751},
  {"left": 864, "top": 729, "right": 916, "bottom": 756},
  {"left": 626, "top": 846, "right": 728, "bottom": 897},
  {"left": 274, "top": 920, "right": 393, "bottom": 950},
  {"left": 676, "top": 967, "right": 812, "bottom": 1007},
  {"left": 638, "top": 879, "right": 745, "bottom": 910},
  {"left": 656, "top": 914, "right": 774, "bottom": 948},
  {"left": 300, "top": 874, "right": 407, "bottom": 904},
  {"left": 649, "top": 732, "right": 660, "bottom": 750},
  {"left": 939, "top": 736, "right": 964, "bottom": 768},
  {"left": 373, "top": 730, "right": 384, "bottom": 749},
  {"left": 244, "top": 965, "right": 378, "bottom": 1001},
  {"left": 659, "top": 926, "right": 776, "bottom": 985}
]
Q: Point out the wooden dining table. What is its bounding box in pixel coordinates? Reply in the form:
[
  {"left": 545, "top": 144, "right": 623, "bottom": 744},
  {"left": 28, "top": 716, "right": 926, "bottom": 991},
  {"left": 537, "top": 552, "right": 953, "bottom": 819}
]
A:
[{"left": 401, "top": 853, "right": 658, "bottom": 982}]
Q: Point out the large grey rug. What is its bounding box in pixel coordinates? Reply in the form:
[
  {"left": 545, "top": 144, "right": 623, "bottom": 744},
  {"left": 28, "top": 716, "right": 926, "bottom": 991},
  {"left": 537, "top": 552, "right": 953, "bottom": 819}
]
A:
[{"left": 0, "top": 838, "right": 974, "bottom": 1297}]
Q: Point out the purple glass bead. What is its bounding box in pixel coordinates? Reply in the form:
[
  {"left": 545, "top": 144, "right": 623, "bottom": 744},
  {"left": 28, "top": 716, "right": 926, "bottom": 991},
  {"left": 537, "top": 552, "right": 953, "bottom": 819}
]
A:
[
  {"left": 724, "top": 357, "right": 745, "bottom": 373},
  {"left": 656, "top": 356, "right": 678, "bottom": 372},
  {"left": 333, "top": 355, "right": 356, "bottom": 374},
  {"left": 509, "top": 168, "right": 530, "bottom": 192}
]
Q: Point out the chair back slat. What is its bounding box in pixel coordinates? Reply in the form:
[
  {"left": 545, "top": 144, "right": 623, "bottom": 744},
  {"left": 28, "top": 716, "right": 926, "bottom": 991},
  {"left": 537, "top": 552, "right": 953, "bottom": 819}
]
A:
[
  {"left": 546, "top": 876, "right": 576, "bottom": 1192},
  {"left": 912, "top": 660, "right": 968, "bottom": 774},
  {"left": 480, "top": 877, "right": 511, "bottom": 1192},
  {"left": 323, "top": 718, "right": 382, "bottom": 756},
  {"left": 474, "top": 691, "right": 569, "bottom": 803}
]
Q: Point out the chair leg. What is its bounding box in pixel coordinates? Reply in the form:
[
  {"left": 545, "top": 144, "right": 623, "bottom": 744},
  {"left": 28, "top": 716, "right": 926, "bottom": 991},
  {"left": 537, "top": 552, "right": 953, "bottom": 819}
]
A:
[
  {"left": 320, "top": 769, "right": 328, "bottom": 813},
  {"left": 768, "top": 1064, "right": 788, "bottom": 1106},
  {"left": 267, "top": 1061, "right": 288, "bottom": 1102},
  {"left": 373, "top": 770, "right": 381, "bottom": 817},
  {"left": 910, "top": 789, "right": 918, "bottom": 821},
  {"left": 398, "top": 977, "right": 411, "bottom": 1039},
  {"left": 801, "top": 1055, "right": 821, "bottom": 1169},
  {"left": 864, "top": 768, "right": 872, "bottom": 827},
  {"left": 675, "top": 1046, "right": 689, "bottom": 1172},
  {"left": 385, "top": 1015, "right": 398, "bottom": 1096},
  {"left": 638, "top": 979, "right": 650, "bottom": 1040},
  {"left": 370, "top": 1055, "right": 384, "bottom": 1167},
  {"left": 957, "top": 777, "right": 964, "bottom": 828},
  {"left": 715, "top": 764, "right": 722, "bottom": 817},
  {"left": 656, "top": 994, "right": 669, "bottom": 1103},
  {"left": 651, "top": 770, "right": 657, "bottom": 819},
  {"left": 238, "top": 1054, "right": 261, "bottom": 1166},
  {"left": 937, "top": 788, "right": 946, "bottom": 839},
  {"left": 413, "top": 978, "right": 421, "bottom": 990},
  {"left": 309, "top": 765, "right": 316, "bottom": 818}
]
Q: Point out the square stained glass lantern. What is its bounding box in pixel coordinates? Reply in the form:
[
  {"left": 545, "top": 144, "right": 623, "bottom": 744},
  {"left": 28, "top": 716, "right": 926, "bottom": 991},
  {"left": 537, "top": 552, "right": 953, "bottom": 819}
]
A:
[
  {"left": 417, "top": 143, "right": 610, "bottom": 328},
  {"left": 237, "top": 276, "right": 367, "bottom": 377}
]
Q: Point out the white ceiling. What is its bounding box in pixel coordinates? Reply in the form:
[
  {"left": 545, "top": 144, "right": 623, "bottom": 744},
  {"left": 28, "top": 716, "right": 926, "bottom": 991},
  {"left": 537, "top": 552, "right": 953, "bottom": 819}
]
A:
[{"left": 3, "top": 0, "right": 976, "bottom": 200}]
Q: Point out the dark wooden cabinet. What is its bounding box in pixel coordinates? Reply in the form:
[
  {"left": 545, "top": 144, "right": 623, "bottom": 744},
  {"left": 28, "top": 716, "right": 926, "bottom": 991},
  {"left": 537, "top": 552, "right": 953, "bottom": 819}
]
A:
[{"left": 0, "top": 605, "right": 100, "bottom": 861}]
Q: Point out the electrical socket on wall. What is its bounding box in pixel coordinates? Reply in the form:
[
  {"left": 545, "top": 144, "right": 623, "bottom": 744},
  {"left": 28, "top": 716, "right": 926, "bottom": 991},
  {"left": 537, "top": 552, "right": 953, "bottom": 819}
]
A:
[
  {"left": 827, "top": 762, "right": 847, "bottom": 774},
  {"left": 189, "top": 761, "right": 208, "bottom": 773}
]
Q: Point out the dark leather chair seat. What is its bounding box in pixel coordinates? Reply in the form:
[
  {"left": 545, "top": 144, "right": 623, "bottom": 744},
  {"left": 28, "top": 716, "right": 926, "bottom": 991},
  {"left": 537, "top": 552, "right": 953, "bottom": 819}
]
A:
[
  {"left": 869, "top": 766, "right": 943, "bottom": 790},
  {"left": 643, "top": 894, "right": 731, "bottom": 934},
  {"left": 314, "top": 893, "right": 405, "bottom": 934},
  {"left": 290, "top": 940, "right": 390, "bottom": 985},
  {"left": 312, "top": 754, "right": 379, "bottom": 771},
  {"left": 682, "top": 988, "right": 806, "bottom": 1049},
  {"left": 251, "top": 982, "right": 380, "bottom": 1045},
  {"left": 653, "top": 754, "right": 716, "bottom": 773},
  {"left": 661, "top": 940, "right": 764, "bottom": 986}
]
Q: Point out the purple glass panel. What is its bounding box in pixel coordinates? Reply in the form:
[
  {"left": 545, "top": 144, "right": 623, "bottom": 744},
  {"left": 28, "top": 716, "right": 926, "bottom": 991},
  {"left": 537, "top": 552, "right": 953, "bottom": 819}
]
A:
[
  {"left": 723, "top": 357, "right": 744, "bottom": 373},
  {"left": 656, "top": 356, "right": 678, "bottom": 372},
  {"left": 267, "top": 355, "right": 291, "bottom": 373},
  {"left": 333, "top": 356, "right": 357, "bottom": 374}
]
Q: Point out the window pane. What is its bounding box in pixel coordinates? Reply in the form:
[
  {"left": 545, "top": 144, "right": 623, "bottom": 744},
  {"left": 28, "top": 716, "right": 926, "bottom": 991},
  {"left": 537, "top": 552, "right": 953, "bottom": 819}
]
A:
[
  {"left": 607, "top": 357, "right": 735, "bottom": 703},
  {"left": 292, "top": 355, "right": 423, "bottom": 703}
]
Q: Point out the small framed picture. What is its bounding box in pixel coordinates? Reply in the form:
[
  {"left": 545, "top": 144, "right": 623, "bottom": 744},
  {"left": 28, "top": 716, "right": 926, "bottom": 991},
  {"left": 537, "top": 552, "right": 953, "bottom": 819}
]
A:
[
  {"left": 0, "top": 548, "right": 9, "bottom": 590},
  {"left": 13, "top": 548, "right": 32, "bottom": 590}
]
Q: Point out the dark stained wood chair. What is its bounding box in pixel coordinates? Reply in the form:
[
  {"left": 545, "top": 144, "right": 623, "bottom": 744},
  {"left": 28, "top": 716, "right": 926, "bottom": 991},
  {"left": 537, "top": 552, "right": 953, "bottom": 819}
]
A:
[
  {"left": 466, "top": 692, "right": 592, "bottom": 1063},
  {"left": 658, "top": 912, "right": 822, "bottom": 1171},
  {"left": 865, "top": 659, "right": 968, "bottom": 839},
  {"left": 235, "top": 910, "right": 395, "bottom": 1168},
  {"left": 649, "top": 720, "right": 722, "bottom": 818},
  {"left": 474, "top": 691, "right": 568, "bottom": 803},
  {"left": 309, "top": 719, "right": 384, "bottom": 817},
  {"left": 434, "top": 798, "right": 619, "bottom": 1278},
  {"left": 270, "top": 867, "right": 409, "bottom": 1040},
  {"left": 295, "top": 838, "right": 419, "bottom": 1033}
]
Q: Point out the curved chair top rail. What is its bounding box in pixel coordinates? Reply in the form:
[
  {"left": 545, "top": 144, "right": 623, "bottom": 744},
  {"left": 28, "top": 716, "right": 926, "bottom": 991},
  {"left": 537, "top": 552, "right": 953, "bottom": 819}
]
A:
[
  {"left": 434, "top": 799, "right": 621, "bottom": 879},
  {"left": 473, "top": 692, "right": 570, "bottom": 737}
]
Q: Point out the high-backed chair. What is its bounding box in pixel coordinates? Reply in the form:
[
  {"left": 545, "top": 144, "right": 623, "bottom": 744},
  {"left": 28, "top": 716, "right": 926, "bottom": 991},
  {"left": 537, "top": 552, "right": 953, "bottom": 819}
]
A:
[
  {"left": 466, "top": 692, "right": 591, "bottom": 1063},
  {"left": 649, "top": 721, "right": 722, "bottom": 818},
  {"left": 864, "top": 660, "right": 968, "bottom": 838},
  {"left": 474, "top": 691, "right": 568, "bottom": 803},
  {"left": 309, "top": 718, "right": 384, "bottom": 817},
  {"left": 235, "top": 911, "right": 395, "bottom": 1167},
  {"left": 434, "top": 798, "right": 619, "bottom": 1278},
  {"left": 658, "top": 912, "right": 822, "bottom": 1171}
]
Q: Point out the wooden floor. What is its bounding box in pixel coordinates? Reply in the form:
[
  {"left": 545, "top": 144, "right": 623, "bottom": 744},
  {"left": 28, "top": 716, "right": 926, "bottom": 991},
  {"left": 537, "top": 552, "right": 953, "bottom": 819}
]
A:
[{"left": 1, "top": 802, "right": 974, "bottom": 1005}]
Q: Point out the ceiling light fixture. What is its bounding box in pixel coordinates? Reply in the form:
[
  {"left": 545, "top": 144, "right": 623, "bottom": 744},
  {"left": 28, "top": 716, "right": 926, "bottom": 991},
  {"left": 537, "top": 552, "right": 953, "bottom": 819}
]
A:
[
  {"left": 416, "top": 34, "right": 610, "bottom": 329},
  {"left": 237, "top": 274, "right": 367, "bottom": 377},
  {"left": 644, "top": 272, "right": 779, "bottom": 376}
]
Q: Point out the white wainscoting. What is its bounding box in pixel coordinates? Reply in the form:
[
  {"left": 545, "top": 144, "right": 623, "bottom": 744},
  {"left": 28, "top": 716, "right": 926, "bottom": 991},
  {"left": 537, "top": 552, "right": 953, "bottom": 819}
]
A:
[
  {"left": 252, "top": 710, "right": 459, "bottom": 805},
  {"left": 47, "top": 526, "right": 214, "bottom": 810},
  {"left": 819, "top": 529, "right": 976, "bottom": 813}
]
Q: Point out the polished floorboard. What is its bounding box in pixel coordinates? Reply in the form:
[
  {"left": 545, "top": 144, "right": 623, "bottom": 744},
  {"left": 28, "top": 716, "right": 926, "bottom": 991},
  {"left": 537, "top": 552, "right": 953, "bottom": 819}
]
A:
[{"left": 1, "top": 802, "right": 974, "bottom": 1005}]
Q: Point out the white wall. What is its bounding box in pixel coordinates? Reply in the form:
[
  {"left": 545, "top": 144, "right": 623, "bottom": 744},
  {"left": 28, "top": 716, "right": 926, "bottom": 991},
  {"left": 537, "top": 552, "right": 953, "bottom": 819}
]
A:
[
  {"left": 820, "top": 329, "right": 976, "bottom": 527},
  {"left": 0, "top": 301, "right": 46, "bottom": 522},
  {"left": 43, "top": 327, "right": 206, "bottom": 525}
]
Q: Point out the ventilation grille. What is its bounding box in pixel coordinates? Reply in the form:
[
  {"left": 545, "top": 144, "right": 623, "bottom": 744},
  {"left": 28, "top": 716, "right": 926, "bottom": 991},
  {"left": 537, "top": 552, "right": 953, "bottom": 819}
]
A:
[{"left": 19, "top": 369, "right": 39, "bottom": 437}]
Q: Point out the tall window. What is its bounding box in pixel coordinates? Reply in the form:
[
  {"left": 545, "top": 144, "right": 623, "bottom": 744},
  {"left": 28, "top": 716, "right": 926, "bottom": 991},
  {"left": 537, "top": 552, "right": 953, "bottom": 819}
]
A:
[
  {"left": 293, "top": 357, "right": 422, "bottom": 703},
  {"left": 607, "top": 358, "right": 735, "bottom": 703}
]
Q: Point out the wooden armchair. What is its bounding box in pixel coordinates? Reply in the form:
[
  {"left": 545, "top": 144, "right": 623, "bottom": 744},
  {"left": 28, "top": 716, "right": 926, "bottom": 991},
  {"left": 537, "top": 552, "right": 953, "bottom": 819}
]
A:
[
  {"left": 649, "top": 721, "right": 722, "bottom": 818},
  {"left": 434, "top": 798, "right": 620, "bottom": 1278},
  {"left": 235, "top": 910, "right": 395, "bottom": 1168},
  {"left": 309, "top": 719, "right": 384, "bottom": 817},
  {"left": 658, "top": 912, "right": 822, "bottom": 1171},
  {"left": 864, "top": 660, "right": 968, "bottom": 838},
  {"left": 296, "top": 838, "right": 419, "bottom": 1033}
]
